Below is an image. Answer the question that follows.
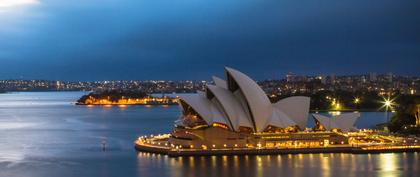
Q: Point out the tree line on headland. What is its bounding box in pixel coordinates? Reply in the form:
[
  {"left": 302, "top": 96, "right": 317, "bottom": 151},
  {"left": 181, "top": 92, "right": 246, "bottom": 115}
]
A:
[
  {"left": 271, "top": 90, "right": 386, "bottom": 111},
  {"left": 76, "top": 90, "right": 178, "bottom": 105},
  {"left": 387, "top": 95, "right": 420, "bottom": 134},
  {"left": 271, "top": 90, "right": 420, "bottom": 134},
  {"left": 78, "top": 90, "right": 148, "bottom": 103}
]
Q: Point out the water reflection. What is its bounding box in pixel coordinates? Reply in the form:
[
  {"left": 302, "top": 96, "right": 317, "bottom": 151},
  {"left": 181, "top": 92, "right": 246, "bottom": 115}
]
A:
[
  {"left": 376, "top": 153, "right": 401, "bottom": 177},
  {"left": 321, "top": 154, "right": 331, "bottom": 177},
  {"left": 0, "top": 92, "right": 417, "bottom": 177},
  {"left": 379, "top": 154, "right": 399, "bottom": 172},
  {"left": 136, "top": 153, "right": 420, "bottom": 177}
]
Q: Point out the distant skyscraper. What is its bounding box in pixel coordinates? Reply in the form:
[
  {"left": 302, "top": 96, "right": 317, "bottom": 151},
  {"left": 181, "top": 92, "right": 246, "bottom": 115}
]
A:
[
  {"left": 388, "top": 72, "right": 393, "bottom": 83},
  {"left": 369, "top": 73, "right": 377, "bottom": 82},
  {"left": 361, "top": 76, "right": 367, "bottom": 83},
  {"left": 320, "top": 75, "right": 326, "bottom": 84},
  {"left": 330, "top": 74, "right": 336, "bottom": 84},
  {"left": 286, "top": 72, "right": 295, "bottom": 82},
  {"left": 56, "top": 81, "right": 61, "bottom": 89}
]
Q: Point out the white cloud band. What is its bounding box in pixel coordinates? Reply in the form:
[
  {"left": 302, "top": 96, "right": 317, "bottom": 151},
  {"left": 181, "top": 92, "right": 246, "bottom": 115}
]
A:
[{"left": 0, "top": 0, "right": 39, "bottom": 8}]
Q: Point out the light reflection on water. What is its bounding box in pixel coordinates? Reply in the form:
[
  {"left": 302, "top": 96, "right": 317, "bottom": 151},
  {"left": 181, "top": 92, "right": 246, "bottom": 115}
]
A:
[
  {"left": 0, "top": 92, "right": 418, "bottom": 177},
  {"left": 136, "top": 152, "right": 419, "bottom": 177}
]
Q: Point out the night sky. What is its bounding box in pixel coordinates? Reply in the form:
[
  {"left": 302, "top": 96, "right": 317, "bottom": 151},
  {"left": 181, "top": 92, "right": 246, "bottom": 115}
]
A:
[{"left": 0, "top": 0, "right": 419, "bottom": 81}]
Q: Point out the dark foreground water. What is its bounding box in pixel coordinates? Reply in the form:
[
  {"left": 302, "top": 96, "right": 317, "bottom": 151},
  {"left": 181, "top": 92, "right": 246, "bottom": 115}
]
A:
[{"left": 0, "top": 92, "right": 418, "bottom": 177}]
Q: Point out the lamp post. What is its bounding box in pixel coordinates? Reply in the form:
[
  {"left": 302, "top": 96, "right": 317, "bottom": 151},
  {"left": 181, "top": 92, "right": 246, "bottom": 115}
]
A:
[
  {"left": 354, "top": 97, "right": 360, "bottom": 110},
  {"left": 385, "top": 100, "right": 391, "bottom": 122},
  {"left": 382, "top": 97, "right": 394, "bottom": 123}
]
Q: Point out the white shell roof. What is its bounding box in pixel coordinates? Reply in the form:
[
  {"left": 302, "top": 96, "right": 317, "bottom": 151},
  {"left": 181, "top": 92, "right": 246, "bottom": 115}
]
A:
[
  {"left": 212, "top": 76, "right": 227, "bottom": 89},
  {"left": 206, "top": 85, "right": 253, "bottom": 131},
  {"left": 312, "top": 114, "right": 340, "bottom": 131},
  {"left": 273, "top": 96, "right": 310, "bottom": 129},
  {"left": 178, "top": 94, "right": 229, "bottom": 127},
  {"left": 334, "top": 113, "right": 360, "bottom": 132},
  {"left": 312, "top": 113, "right": 360, "bottom": 132},
  {"left": 266, "top": 108, "right": 297, "bottom": 128},
  {"left": 225, "top": 67, "right": 273, "bottom": 132},
  {"left": 176, "top": 67, "right": 314, "bottom": 132}
]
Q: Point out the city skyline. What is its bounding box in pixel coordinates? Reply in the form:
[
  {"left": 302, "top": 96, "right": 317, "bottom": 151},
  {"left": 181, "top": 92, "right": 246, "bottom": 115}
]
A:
[
  {"left": 0, "top": 71, "right": 417, "bottom": 82},
  {"left": 1, "top": 0, "right": 420, "bottom": 81},
  {"left": 1, "top": 72, "right": 418, "bottom": 96}
]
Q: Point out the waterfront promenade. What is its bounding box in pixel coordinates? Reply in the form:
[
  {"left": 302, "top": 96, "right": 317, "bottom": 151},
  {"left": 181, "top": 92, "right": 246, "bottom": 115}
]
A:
[{"left": 135, "top": 134, "right": 420, "bottom": 157}]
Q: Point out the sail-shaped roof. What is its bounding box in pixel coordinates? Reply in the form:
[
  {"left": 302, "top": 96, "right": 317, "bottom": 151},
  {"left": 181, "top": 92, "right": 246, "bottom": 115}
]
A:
[
  {"left": 312, "top": 113, "right": 360, "bottom": 132},
  {"left": 334, "top": 113, "right": 360, "bottom": 132},
  {"left": 266, "top": 108, "right": 297, "bottom": 128},
  {"left": 206, "top": 85, "right": 254, "bottom": 131},
  {"left": 212, "top": 76, "right": 227, "bottom": 89},
  {"left": 178, "top": 94, "right": 230, "bottom": 128},
  {"left": 176, "top": 67, "right": 316, "bottom": 133},
  {"left": 273, "top": 96, "right": 310, "bottom": 129},
  {"left": 225, "top": 67, "right": 272, "bottom": 132}
]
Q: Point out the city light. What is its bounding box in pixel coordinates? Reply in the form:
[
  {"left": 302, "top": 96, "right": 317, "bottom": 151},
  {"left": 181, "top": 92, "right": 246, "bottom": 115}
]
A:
[
  {"left": 330, "top": 98, "right": 341, "bottom": 110},
  {"left": 381, "top": 97, "right": 396, "bottom": 111},
  {"left": 354, "top": 97, "right": 360, "bottom": 104},
  {"left": 380, "top": 96, "right": 397, "bottom": 123},
  {"left": 335, "top": 103, "right": 341, "bottom": 110}
]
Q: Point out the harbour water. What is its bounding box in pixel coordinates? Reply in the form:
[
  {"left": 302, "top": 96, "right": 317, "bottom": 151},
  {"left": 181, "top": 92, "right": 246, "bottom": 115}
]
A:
[{"left": 0, "top": 92, "right": 418, "bottom": 177}]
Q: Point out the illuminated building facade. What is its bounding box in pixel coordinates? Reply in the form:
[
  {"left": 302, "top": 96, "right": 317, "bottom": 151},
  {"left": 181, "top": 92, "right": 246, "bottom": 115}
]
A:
[
  {"left": 168, "top": 67, "right": 352, "bottom": 148},
  {"left": 135, "top": 67, "right": 420, "bottom": 156},
  {"left": 175, "top": 67, "right": 310, "bottom": 132}
]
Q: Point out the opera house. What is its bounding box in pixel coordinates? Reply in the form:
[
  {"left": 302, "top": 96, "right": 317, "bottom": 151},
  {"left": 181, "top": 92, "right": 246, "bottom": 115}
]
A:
[{"left": 135, "top": 67, "right": 420, "bottom": 156}]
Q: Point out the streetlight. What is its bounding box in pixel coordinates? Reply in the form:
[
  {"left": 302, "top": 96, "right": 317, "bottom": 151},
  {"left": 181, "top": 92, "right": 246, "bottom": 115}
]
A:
[
  {"left": 330, "top": 98, "right": 341, "bottom": 111},
  {"left": 354, "top": 97, "right": 360, "bottom": 104},
  {"left": 354, "top": 97, "right": 361, "bottom": 110},
  {"left": 381, "top": 97, "right": 395, "bottom": 123},
  {"left": 384, "top": 100, "right": 391, "bottom": 107}
]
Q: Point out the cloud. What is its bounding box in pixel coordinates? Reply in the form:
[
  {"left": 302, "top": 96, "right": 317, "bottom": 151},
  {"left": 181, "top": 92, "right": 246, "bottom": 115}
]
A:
[
  {"left": 0, "top": 0, "right": 419, "bottom": 80},
  {"left": 0, "top": 0, "right": 39, "bottom": 8}
]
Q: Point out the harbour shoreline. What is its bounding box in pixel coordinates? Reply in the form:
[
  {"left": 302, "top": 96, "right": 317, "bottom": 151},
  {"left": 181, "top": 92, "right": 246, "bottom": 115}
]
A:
[
  {"left": 135, "top": 139, "right": 420, "bottom": 157},
  {"left": 74, "top": 103, "right": 388, "bottom": 113}
]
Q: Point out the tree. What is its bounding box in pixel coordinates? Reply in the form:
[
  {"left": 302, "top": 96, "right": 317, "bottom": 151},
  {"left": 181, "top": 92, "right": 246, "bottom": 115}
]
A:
[
  {"left": 412, "top": 104, "right": 420, "bottom": 126},
  {"left": 388, "top": 95, "right": 420, "bottom": 134}
]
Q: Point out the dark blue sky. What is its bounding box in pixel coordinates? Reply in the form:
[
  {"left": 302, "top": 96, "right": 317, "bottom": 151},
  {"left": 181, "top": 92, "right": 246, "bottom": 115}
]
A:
[{"left": 0, "top": 0, "right": 419, "bottom": 81}]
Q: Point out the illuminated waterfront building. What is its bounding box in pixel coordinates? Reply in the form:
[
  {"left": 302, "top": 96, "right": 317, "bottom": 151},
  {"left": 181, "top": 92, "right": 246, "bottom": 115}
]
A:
[
  {"left": 175, "top": 67, "right": 310, "bottom": 131},
  {"left": 167, "top": 67, "right": 353, "bottom": 148},
  {"left": 135, "top": 67, "right": 420, "bottom": 156}
]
